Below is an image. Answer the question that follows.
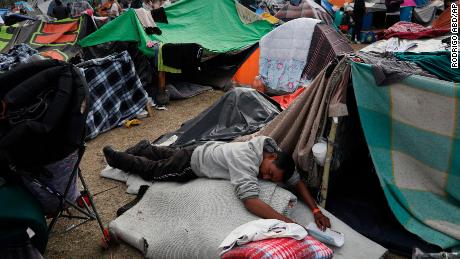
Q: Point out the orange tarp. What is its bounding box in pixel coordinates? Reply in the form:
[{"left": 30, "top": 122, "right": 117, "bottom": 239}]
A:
[
  {"left": 329, "top": 0, "right": 352, "bottom": 8},
  {"left": 232, "top": 47, "right": 260, "bottom": 86},
  {"left": 271, "top": 87, "right": 306, "bottom": 109}
]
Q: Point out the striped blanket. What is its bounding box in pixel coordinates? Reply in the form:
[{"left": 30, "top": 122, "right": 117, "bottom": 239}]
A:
[
  {"left": 303, "top": 24, "right": 353, "bottom": 80},
  {"left": 351, "top": 62, "right": 460, "bottom": 249}
]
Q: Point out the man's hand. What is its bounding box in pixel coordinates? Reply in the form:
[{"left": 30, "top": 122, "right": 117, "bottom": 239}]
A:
[
  {"left": 294, "top": 181, "right": 332, "bottom": 231},
  {"left": 243, "top": 197, "right": 295, "bottom": 223},
  {"left": 314, "top": 211, "right": 331, "bottom": 231}
]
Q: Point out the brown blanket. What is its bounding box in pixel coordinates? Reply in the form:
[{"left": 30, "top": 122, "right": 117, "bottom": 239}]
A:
[{"left": 244, "top": 58, "right": 350, "bottom": 186}]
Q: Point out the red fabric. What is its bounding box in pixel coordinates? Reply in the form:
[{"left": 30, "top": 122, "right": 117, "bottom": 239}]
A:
[
  {"left": 384, "top": 21, "right": 450, "bottom": 39},
  {"left": 339, "top": 25, "right": 349, "bottom": 32},
  {"left": 271, "top": 87, "right": 306, "bottom": 109},
  {"left": 432, "top": 6, "right": 451, "bottom": 30},
  {"left": 221, "top": 236, "right": 333, "bottom": 259}
]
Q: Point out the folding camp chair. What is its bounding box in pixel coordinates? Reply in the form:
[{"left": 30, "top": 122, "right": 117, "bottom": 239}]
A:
[
  {"left": 15, "top": 144, "right": 111, "bottom": 248},
  {"left": 0, "top": 59, "right": 112, "bottom": 254}
]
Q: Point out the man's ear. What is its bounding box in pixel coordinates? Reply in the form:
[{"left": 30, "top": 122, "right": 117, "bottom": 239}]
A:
[{"left": 268, "top": 152, "right": 277, "bottom": 160}]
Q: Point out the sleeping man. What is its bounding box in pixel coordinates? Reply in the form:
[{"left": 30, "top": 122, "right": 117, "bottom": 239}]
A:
[{"left": 103, "top": 136, "right": 331, "bottom": 230}]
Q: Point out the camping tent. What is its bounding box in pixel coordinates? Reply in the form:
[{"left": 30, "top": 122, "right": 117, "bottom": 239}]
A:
[
  {"left": 79, "top": 0, "right": 274, "bottom": 55},
  {"left": 232, "top": 22, "right": 352, "bottom": 106},
  {"left": 232, "top": 47, "right": 260, "bottom": 86}
]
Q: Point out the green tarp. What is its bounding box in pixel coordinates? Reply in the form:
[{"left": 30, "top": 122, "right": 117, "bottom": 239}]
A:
[
  {"left": 352, "top": 62, "right": 460, "bottom": 249},
  {"left": 0, "top": 25, "right": 16, "bottom": 51},
  {"left": 79, "top": 0, "right": 273, "bottom": 55}
]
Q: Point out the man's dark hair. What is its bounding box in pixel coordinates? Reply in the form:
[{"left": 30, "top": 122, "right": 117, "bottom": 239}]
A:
[{"left": 273, "top": 150, "right": 295, "bottom": 182}]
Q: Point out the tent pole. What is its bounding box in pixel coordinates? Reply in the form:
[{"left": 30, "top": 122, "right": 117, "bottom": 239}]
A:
[
  {"left": 320, "top": 117, "right": 339, "bottom": 208},
  {"left": 159, "top": 71, "right": 166, "bottom": 91}
]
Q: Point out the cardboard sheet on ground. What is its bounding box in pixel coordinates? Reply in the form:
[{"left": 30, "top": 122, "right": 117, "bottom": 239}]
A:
[
  {"left": 351, "top": 62, "right": 460, "bottom": 249},
  {"left": 79, "top": 0, "right": 273, "bottom": 55},
  {"left": 102, "top": 170, "right": 387, "bottom": 258}
]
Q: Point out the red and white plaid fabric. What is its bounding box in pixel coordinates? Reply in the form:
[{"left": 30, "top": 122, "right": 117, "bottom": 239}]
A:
[{"left": 221, "top": 236, "right": 333, "bottom": 259}]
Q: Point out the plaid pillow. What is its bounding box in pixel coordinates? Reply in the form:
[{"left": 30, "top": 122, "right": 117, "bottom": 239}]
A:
[{"left": 221, "top": 236, "right": 333, "bottom": 259}]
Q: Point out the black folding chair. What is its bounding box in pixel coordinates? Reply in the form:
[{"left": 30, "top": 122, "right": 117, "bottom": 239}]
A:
[{"left": 0, "top": 59, "right": 111, "bottom": 253}]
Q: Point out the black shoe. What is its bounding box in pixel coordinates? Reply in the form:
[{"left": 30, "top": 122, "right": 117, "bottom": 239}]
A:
[
  {"left": 103, "top": 146, "right": 133, "bottom": 171},
  {"left": 116, "top": 185, "right": 150, "bottom": 216},
  {"left": 125, "top": 139, "right": 151, "bottom": 156}
]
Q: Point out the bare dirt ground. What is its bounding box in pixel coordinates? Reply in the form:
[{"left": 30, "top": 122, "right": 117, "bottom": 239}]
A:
[{"left": 45, "top": 90, "right": 224, "bottom": 259}]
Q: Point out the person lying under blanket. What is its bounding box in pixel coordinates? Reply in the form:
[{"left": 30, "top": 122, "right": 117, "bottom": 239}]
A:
[{"left": 103, "top": 136, "right": 331, "bottom": 230}]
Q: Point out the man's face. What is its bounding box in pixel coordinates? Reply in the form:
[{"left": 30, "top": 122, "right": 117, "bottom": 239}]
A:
[{"left": 259, "top": 156, "right": 284, "bottom": 183}]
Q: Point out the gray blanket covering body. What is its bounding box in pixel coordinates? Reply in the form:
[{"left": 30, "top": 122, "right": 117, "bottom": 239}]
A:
[{"left": 109, "top": 179, "right": 387, "bottom": 259}]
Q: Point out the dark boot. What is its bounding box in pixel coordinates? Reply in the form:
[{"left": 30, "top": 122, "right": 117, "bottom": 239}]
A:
[
  {"left": 125, "top": 139, "right": 151, "bottom": 156},
  {"left": 103, "top": 146, "right": 135, "bottom": 172}
]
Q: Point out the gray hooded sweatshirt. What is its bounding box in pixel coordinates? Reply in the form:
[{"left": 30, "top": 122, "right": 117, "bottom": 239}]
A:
[{"left": 190, "top": 136, "right": 300, "bottom": 200}]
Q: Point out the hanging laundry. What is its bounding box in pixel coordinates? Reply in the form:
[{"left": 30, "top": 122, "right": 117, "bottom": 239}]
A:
[{"left": 134, "top": 8, "right": 161, "bottom": 35}]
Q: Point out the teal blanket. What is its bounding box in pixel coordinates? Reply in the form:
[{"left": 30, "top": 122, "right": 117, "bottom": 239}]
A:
[
  {"left": 351, "top": 62, "right": 460, "bottom": 248},
  {"left": 394, "top": 52, "right": 460, "bottom": 83}
]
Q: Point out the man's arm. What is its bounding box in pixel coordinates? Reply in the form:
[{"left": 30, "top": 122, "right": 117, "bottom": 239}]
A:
[
  {"left": 243, "top": 197, "right": 295, "bottom": 223},
  {"left": 295, "top": 181, "right": 331, "bottom": 230}
]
